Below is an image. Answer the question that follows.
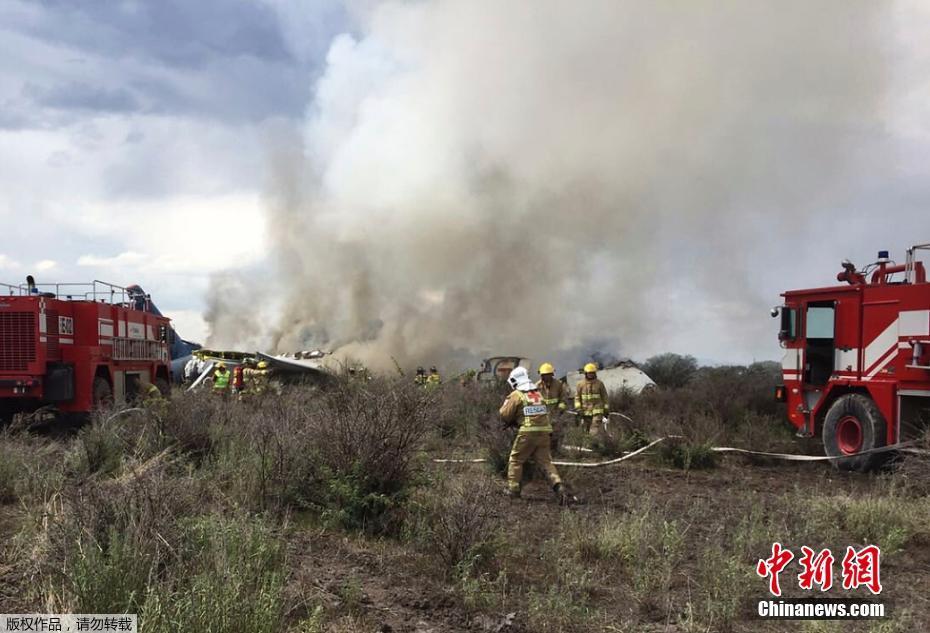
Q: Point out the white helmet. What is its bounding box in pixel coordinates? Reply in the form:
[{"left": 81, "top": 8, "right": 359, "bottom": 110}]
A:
[{"left": 507, "top": 366, "right": 535, "bottom": 392}]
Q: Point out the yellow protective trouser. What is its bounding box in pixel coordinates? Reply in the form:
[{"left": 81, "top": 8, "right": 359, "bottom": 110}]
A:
[
  {"left": 507, "top": 431, "right": 562, "bottom": 492},
  {"left": 550, "top": 414, "right": 564, "bottom": 453}
]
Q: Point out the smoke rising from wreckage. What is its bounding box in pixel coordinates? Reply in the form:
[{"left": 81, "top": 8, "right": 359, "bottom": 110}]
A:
[{"left": 204, "top": 0, "right": 893, "bottom": 370}]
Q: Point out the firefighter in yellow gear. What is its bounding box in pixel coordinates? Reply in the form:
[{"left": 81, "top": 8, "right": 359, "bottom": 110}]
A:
[
  {"left": 426, "top": 365, "right": 442, "bottom": 387},
  {"left": 500, "top": 366, "right": 570, "bottom": 503},
  {"left": 142, "top": 381, "right": 167, "bottom": 416},
  {"left": 414, "top": 366, "right": 427, "bottom": 385},
  {"left": 575, "top": 362, "right": 609, "bottom": 434},
  {"left": 243, "top": 360, "right": 271, "bottom": 396},
  {"left": 537, "top": 362, "right": 569, "bottom": 453},
  {"left": 212, "top": 362, "right": 231, "bottom": 398}
]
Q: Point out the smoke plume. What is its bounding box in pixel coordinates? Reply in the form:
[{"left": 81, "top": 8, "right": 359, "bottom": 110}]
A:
[{"left": 207, "top": 0, "right": 891, "bottom": 371}]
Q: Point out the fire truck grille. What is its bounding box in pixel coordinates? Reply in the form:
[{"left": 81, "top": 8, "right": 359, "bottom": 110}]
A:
[{"left": 0, "top": 312, "right": 37, "bottom": 371}]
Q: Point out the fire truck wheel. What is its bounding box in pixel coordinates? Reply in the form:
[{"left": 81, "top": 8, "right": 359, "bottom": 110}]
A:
[
  {"left": 92, "top": 376, "right": 113, "bottom": 408},
  {"left": 822, "top": 394, "right": 886, "bottom": 472}
]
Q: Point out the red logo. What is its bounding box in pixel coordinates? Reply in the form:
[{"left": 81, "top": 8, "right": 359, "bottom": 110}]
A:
[
  {"left": 757, "top": 543, "right": 794, "bottom": 597},
  {"left": 757, "top": 544, "right": 882, "bottom": 596},
  {"left": 797, "top": 546, "right": 834, "bottom": 592},
  {"left": 841, "top": 545, "right": 882, "bottom": 594}
]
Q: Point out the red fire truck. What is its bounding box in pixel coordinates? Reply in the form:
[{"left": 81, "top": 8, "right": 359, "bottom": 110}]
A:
[
  {"left": 775, "top": 244, "right": 930, "bottom": 470},
  {"left": 0, "top": 280, "right": 172, "bottom": 423}
]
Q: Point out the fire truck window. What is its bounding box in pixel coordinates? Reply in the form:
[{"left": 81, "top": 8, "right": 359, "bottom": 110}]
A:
[
  {"left": 804, "top": 304, "right": 835, "bottom": 386},
  {"left": 805, "top": 307, "right": 835, "bottom": 339}
]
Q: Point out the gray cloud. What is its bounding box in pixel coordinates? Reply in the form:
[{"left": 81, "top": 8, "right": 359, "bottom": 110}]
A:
[
  {"left": 18, "top": 0, "right": 292, "bottom": 67},
  {"left": 25, "top": 81, "right": 141, "bottom": 113}
]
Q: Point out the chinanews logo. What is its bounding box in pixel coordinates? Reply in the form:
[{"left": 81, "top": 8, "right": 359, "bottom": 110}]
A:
[{"left": 754, "top": 543, "right": 886, "bottom": 620}]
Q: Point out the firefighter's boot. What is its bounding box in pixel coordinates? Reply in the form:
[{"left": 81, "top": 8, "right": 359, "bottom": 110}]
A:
[{"left": 553, "top": 482, "right": 577, "bottom": 506}]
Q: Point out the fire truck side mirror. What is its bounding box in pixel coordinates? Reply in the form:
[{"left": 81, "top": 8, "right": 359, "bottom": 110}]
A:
[{"left": 777, "top": 306, "right": 796, "bottom": 341}]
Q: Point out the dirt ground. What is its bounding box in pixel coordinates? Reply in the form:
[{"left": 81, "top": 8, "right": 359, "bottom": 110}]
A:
[{"left": 283, "top": 454, "right": 929, "bottom": 633}]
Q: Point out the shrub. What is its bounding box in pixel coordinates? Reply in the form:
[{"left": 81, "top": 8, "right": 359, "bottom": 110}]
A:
[
  {"left": 564, "top": 507, "right": 684, "bottom": 611},
  {"left": 44, "top": 469, "right": 199, "bottom": 612},
  {"left": 407, "top": 473, "right": 501, "bottom": 575},
  {"left": 793, "top": 491, "right": 924, "bottom": 553},
  {"left": 304, "top": 378, "right": 434, "bottom": 534},
  {"left": 74, "top": 417, "right": 128, "bottom": 476},
  {"left": 656, "top": 439, "right": 718, "bottom": 470},
  {"left": 0, "top": 431, "right": 64, "bottom": 505},
  {"left": 142, "top": 516, "right": 286, "bottom": 633},
  {"left": 686, "top": 546, "right": 752, "bottom": 631},
  {"left": 590, "top": 428, "right": 649, "bottom": 458},
  {"left": 642, "top": 353, "right": 698, "bottom": 389}
]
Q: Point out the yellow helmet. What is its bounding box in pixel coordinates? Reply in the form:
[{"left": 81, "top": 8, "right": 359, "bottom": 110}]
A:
[
  {"left": 216, "top": 361, "right": 226, "bottom": 370},
  {"left": 539, "top": 362, "right": 555, "bottom": 375},
  {"left": 257, "top": 361, "right": 269, "bottom": 370},
  {"left": 583, "top": 362, "right": 598, "bottom": 373}
]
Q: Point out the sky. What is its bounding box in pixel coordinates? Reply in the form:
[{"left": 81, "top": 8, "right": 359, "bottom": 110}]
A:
[{"left": 2, "top": 0, "right": 930, "bottom": 367}]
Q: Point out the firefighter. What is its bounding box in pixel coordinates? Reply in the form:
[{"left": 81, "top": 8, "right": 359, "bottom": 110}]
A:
[
  {"left": 212, "top": 362, "right": 231, "bottom": 397},
  {"left": 500, "top": 366, "right": 571, "bottom": 503},
  {"left": 537, "top": 362, "right": 569, "bottom": 453},
  {"left": 142, "top": 381, "right": 167, "bottom": 417},
  {"left": 231, "top": 362, "right": 245, "bottom": 395},
  {"left": 244, "top": 360, "right": 271, "bottom": 397},
  {"left": 427, "top": 365, "right": 442, "bottom": 387},
  {"left": 574, "top": 362, "right": 609, "bottom": 434},
  {"left": 414, "top": 366, "right": 427, "bottom": 385},
  {"left": 460, "top": 368, "right": 477, "bottom": 387}
]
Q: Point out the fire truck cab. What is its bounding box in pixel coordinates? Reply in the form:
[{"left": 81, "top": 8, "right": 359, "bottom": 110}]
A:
[
  {"left": 774, "top": 244, "right": 930, "bottom": 471},
  {"left": 0, "top": 280, "right": 172, "bottom": 423}
]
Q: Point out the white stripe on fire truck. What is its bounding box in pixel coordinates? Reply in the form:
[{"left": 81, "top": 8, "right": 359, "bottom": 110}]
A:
[
  {"left": 863, "top": 319, "right": 899, "bottom": 375},
  {"left": 39, "top": 336, "right": 47, "bottom": 343},
  {"left": 864, "top": 345, "right": 898, "bottom": 380},
  {"left": 38, "top": 313, "right": 47, "bottom": 334},
  {"left": 59, "top": 338, "right": 73, "bottom": 345}
]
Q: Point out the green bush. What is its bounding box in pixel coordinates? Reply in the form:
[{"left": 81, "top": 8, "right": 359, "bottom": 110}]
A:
[
  {"left": 642, "top": 353, "right": 699, "bottom": 389},
  {"left": 142, "top": 516, "right": 286, "bottom": 633},
  {"left": 75, "top": 418, "right": 127, "bottom": 476},
  {"left": 406, "top": 473, "right": 501, "bottom": 575},
  {"left": 657, "top": 440, "right": 718, "bottom": 470},
  {"left": 47, "top": 471, "right": 197, "bottom": 612}
]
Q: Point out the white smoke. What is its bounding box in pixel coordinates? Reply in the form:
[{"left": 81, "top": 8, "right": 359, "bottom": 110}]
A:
[{"left": 207, "top": 0, "right": 892, "bottom": 371}]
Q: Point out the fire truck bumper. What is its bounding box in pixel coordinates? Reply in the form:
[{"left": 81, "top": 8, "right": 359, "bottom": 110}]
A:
[{"left": 0, "top": 377, "right": 43, "bottom": 397}]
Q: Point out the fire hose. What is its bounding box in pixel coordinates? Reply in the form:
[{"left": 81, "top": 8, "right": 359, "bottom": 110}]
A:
[{"left": 433, "top": 438, "right": 928, "bottom": 468}]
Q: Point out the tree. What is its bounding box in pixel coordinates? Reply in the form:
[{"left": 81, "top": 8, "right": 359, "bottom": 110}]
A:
[{"left": 642, "top": 353, "right": 699, "bottom": 389}]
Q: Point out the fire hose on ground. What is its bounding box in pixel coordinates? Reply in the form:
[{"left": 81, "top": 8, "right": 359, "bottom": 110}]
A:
[{"left": 432, "top": 410, "right": 930, "bottom": 467}]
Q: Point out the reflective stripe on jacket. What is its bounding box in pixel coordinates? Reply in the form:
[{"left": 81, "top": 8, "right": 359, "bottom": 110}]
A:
[
  {"left": 536, "top": 379, "right": 568, "bottom": 412},
  {"left": 574, "top": 378, "right": 609, "bottom": 416},
  {"left": 499, "top": 389, "right": 552, "bottom": 433},
  {"left": 213, "top": 369, "right": 231, "bottom": 390}
]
